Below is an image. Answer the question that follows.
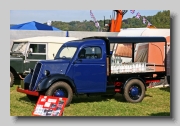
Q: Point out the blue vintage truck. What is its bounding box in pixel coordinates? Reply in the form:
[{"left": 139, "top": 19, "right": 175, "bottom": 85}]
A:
[{"left": 17, "top": 36, "right": 168, "bottom": 106}]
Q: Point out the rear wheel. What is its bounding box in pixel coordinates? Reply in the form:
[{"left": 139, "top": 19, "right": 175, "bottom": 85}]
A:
[
  {"left": 123, "top": 79, "right": 145, "bottom": 103},
  {"left": 10, "top": 72, "right": 14, "bottom": 87},
  {"left": 45, "top": 81, "right": 73, "bottom": 107}
]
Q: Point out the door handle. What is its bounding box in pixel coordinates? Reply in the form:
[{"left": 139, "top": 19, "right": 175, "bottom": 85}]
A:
[
  {"left": 73, "top": 59, "right": 82, "bottom": 64},
  {"left": 101, "top": 65, "right": 105, "bottom": 67}
]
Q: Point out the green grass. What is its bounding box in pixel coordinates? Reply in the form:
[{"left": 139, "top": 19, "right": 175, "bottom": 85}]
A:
[{"left": 10, "top": 84, "right": 170, "bottom": 116}]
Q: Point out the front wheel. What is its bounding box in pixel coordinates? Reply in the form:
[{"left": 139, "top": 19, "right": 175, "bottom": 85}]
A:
[
  {"left": 45, "top": 81, "right": 73, "bottom": 107},
  {"left": 123, "top": 79, "right": 145, "bottom": 103}
]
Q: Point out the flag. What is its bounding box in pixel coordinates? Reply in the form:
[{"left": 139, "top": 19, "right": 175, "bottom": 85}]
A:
[
  {"left": 90, "top": 10, "right": 100, "bottom": 29},
  {"left": 135, "top": 12, "right": 141, "bottom": 19},
  {"left": 143, "top": 17, "right": 146, "bottom": 24},
  {"left": 147, "top": 20, "right": 156, "bottom": 28},
  {"left": 90, "top": 10, "right": 94, "bottom": 18},
  {"left": 90, "top": 10, "right": 96, "bottom": 22},
  {"left": 130, "top": 10, "right": 135, "bottom": 14},
  {"left": 147, "top": 21, "right": 152, "bottom": 26},
  {"left": 95, "top": 21, "right": 99, "bottom": 28}
]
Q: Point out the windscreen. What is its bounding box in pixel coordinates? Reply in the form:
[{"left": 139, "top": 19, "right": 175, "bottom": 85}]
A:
[
  {"left": 55, "top": 46, "right": 77, "bottom": 59},
  {"left": 11, "top": 42, "right": 28, "bottom": 53}
]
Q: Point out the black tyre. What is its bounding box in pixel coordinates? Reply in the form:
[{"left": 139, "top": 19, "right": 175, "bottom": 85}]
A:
[
  {"left": 10, "top": 72, "right": 14, "bottom": 87},
  {"left": 45, "top": 81, "right": 73, "bottom": 107},
  {"left": 124, "top": 79, "right": 145, "bottom": 103},
  {"left": 27, "top": 95, "right": 38, "bottom": 101}
]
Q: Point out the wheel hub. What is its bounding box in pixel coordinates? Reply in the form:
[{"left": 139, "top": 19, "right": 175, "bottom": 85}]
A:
[
  {"left": 54, "top": 89, "right": 65, "bottom": 97},
  {"left": 130, "top": 86, "right": 139, "bottom": 97}
]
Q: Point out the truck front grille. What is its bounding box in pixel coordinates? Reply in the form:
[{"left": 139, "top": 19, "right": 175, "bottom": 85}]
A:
[{"left": 29, "top": 63, "right": 41, "bottom": 91}]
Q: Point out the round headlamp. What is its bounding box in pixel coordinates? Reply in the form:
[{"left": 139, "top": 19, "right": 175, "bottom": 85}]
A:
[{"left": 45, "top": 70, "right": 50, "bottom": 76}]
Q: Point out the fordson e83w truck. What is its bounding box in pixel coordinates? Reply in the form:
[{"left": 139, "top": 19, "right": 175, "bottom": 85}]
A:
[{"left": 17, "top": 36, "right": 168, "bottom": 106}]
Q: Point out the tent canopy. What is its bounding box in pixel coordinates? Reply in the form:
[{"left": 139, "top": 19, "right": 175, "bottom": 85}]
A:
[{"left": 10, "top": 21, "right": 61, "bottom": 31}]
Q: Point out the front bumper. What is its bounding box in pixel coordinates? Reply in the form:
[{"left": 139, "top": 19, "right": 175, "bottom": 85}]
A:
[{"left": 16, "top": 86, "right": 39, "bottom": 96}]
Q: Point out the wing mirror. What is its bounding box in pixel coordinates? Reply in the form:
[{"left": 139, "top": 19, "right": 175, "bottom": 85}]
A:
[
  {"left": 29, "top": 48, "right": 33, "bottom": 53},
  {"left": 26, "top": 48, "right": 33, "bottom": 57}
]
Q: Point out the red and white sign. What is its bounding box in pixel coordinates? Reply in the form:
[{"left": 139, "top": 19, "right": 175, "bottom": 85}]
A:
[{"left": 32, "top": 95, "right": 67, "bottom": 116}]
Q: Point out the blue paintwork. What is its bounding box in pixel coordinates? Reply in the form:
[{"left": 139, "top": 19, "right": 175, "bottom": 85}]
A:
[
  {"left": 130, "top": 87, "right": 139, "bottom": 96},
  {"left": 26, "top": 38, "right": 107, "bottom": 93},
  {"left": 30, "top": 60, "right": 70, "bottom": 91},
  {"left": 56, "top": 39, "right": 107, "bottom": 93},
  {"left": 67, "top": 39, "right": 107, "bottom": 93},
  {"left": 37, "top": 74, "right": 76, "bottom": 92}
]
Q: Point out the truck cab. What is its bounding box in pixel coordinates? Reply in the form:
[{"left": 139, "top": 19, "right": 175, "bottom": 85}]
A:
[
  {"left": 17, "top": 36, "right": 167, "bottom": 107},
  {"left": 55, "top": 38, "right": 107, "bottom": 93}
]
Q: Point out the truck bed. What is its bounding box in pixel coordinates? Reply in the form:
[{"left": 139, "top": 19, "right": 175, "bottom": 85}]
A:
[
  {"left": 109, "top": 61, "right": 165, "bottom": 75},
  {"left": 110, "top": 71, "right": 166, "bottom": 76},
  {"left": 108, "top": 70, "right": 166, "bottom": 85}
]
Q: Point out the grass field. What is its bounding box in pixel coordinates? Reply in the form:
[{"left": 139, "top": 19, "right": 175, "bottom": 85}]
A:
[{"left": 10, "top": 84, "right": 170, "bottom": 116}]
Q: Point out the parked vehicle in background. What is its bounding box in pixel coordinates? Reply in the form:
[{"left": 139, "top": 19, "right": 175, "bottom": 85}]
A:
[
  {"left": 17, "top": 36, "right": 168, "bottom": 106},
  {"left": 10, "top": 36, "right": 79, "bottom": 87}
]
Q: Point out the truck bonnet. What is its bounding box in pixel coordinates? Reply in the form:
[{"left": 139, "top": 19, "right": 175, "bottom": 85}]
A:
[{"left": 30, "top": 59, "right": 70, "bottom": 91}]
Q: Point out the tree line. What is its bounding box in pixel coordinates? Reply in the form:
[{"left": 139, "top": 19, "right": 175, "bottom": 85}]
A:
[
  {"left": 10, "top": 10, "right": 170, "bottom": 31},
  {"left": 48, "top": 10, "right": 170, "bottom": 31}
]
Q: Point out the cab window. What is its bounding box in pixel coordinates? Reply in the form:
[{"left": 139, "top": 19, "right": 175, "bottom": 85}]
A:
[{"left": 78, "top": 46, "right": 102, "bottom": 59}]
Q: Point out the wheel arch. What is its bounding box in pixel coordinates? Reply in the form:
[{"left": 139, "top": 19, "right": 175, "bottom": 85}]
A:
[
  {"left": 45, "top": 80, "right": 74, "bottom": 107},
  {"left": 37, "top": 74, "right": 77, "bottom": 94},
  {"left": 123, "top": 77, "right": 147, "bottom": 91},
  {"left": 10, "top": 66, "right": 19, "bottom": 78},
  {"left": 50, "top": 78, "right": 76, "bottom": 94}
]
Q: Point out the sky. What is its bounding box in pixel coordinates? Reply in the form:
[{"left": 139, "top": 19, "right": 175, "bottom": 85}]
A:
[{"left": 10, "top": 10, "right": 164, "bottom": 24}]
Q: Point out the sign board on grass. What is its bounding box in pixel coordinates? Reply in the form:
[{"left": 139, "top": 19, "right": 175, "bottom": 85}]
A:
[{"left": 32, "top": 95, "right": 67, "bottom": 116}]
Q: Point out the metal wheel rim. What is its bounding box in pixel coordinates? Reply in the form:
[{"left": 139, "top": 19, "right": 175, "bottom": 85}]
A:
[
  {"left": 128, "top": 84, "right": 142, "bottom": 100},
  {"left": 53, "top": 88, "right": 68, "bottom": 98}
]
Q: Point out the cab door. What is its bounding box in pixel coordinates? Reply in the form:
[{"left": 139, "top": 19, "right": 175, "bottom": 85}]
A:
[
  {"left": 73, "top": 45, "right": 107, "bottom": 93},
  {"left": 24, "top": 43, "right": 47, "bottom": 72}
]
